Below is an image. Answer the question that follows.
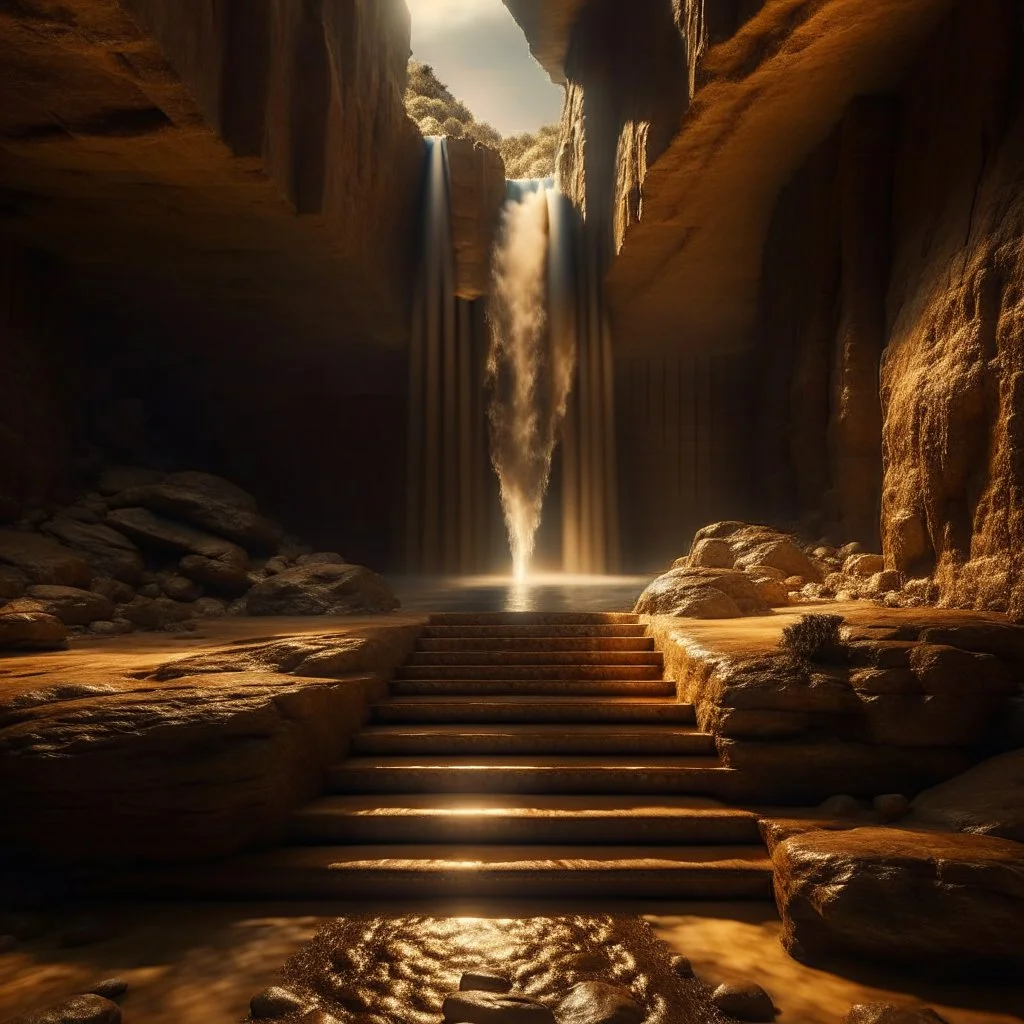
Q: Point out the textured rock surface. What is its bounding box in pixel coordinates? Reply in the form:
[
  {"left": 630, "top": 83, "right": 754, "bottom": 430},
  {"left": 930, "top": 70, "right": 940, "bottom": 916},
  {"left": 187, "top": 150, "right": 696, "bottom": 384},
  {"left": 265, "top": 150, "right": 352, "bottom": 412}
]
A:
[
  {"left": 556, "top": 982, "right": 643, "bottom": 1024},
  {"left": 0, "top": 530, "right": 92, "bottom": 588},
  {"left": 246, "top": 564, "right": 399, "bottom": 616},
  {"left": 6, "top": 994, "right": 122, "bottom": 1024},
  {"left": 772, "top": 826, "right": 1024, "bottom": 974},
  {"left": 910, "top": 750, "right": 1024, "bottom": 844},
  {"left": 0, "top": 622, "right": 419, "bottom": 863},
  {"left": 636, "top": 567, "right": 770, "bottom": 618}
]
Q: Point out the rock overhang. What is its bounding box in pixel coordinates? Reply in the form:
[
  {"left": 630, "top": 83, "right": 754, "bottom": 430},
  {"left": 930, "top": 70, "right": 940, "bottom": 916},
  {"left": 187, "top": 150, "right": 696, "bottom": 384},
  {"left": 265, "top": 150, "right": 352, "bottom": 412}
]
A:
[{"left": 501, "top": 0, "right": 590, "bottom": 84}]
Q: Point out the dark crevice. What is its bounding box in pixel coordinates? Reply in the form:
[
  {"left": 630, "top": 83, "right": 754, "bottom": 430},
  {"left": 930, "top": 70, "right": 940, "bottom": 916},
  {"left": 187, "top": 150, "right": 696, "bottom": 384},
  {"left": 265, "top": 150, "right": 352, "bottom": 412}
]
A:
[{"left": 289, "top": 6, "right": 331, "bottom": 214}]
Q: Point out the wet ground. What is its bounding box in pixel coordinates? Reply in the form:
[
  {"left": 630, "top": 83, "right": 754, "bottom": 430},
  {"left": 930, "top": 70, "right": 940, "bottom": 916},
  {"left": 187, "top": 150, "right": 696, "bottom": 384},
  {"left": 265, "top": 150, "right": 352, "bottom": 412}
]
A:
[
  {"left": 392, "top": 575, "right": 655, "bottom": 613},
  {"left": 0, "top": 902, "right": 1021, "bottom": 1024}
]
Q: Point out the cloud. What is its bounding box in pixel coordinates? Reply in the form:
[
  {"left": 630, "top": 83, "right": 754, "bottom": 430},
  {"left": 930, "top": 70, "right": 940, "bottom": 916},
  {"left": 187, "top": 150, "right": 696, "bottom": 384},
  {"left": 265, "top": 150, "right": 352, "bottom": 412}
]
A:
[{"left": 406, "top": 0, "right": 507, "bottom": 27}]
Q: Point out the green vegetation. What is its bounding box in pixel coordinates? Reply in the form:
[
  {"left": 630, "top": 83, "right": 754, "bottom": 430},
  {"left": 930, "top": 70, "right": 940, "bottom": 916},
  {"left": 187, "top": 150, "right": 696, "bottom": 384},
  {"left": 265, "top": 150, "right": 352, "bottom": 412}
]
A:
[{"left": 405, "top": 61, "right": 557, "bottom": 180}]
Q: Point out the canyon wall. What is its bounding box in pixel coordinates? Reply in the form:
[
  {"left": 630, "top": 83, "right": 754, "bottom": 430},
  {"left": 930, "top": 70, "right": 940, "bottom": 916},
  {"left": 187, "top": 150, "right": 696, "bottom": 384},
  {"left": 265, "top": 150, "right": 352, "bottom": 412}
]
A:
[{"left": 0, "top": 0, "right": 424, "bottom": 568}]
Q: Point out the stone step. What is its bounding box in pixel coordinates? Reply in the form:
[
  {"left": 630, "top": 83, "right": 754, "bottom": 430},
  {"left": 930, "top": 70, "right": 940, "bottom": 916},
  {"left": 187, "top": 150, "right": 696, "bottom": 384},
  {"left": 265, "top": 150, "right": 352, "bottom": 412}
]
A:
[
  {"left": 290, "top": 794, "right": 761, "bottom": 845},
  {"left": 422, "top": 625, "right": 650, "bottom": 639},
  {"left": 131, "top": 845, "right": 773, "bottom": 901},
  {"left": 352, "top": 724, "right": 716, "bottom": 756},
  {"left": 417, "top": 636, "right": 655, "bottom": 652},
  {"left": 396, "top": 664, "right": 664, "bottom": 680},
  {"left": 405, "top": 651, "right": 664, "bottom": 667},
  {"left": 390, "top": 679, "right": 677, "bottom": 698},
  {"left": 327, "top": 755, "right": 730, "bottom": 795},
  {"left": 428, "top": 613, "right": 641, "bottom": 626},
  {"left": 372, "top": 696, "right": 696, "bottom": 724}
]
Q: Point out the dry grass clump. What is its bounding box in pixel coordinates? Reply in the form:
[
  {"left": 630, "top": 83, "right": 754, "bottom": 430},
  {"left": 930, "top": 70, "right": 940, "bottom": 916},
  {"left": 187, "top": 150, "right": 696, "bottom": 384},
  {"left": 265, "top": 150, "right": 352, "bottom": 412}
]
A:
[{"left": 780, "top": 613, "right": 847, "bottom": 663}]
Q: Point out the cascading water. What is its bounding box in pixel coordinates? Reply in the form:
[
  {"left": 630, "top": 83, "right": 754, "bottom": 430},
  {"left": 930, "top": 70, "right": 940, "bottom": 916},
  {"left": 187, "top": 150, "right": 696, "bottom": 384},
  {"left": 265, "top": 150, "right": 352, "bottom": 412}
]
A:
[
  {"left": 486, "top": 180, "right": 577, "bottom": 581},
  {"left": 407, "top": 136, "right": 619, "bottom": 580}
]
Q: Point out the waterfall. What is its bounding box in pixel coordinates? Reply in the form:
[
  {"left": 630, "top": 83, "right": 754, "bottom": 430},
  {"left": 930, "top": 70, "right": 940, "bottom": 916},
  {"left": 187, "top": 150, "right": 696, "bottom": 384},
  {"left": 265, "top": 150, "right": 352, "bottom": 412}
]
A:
[
  {"left": 486, "top": 180, "right": 578, "bottom": 580},
  {"left": 407, "top": 138, "right": 620, "bottom": 578}
]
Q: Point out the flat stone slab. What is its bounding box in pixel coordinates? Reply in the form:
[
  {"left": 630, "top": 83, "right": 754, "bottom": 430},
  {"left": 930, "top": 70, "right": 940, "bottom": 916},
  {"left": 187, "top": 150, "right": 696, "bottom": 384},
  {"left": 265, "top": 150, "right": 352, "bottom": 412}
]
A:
[{"left": 264, "top": 916, "right": 732, "bottom": 1024}]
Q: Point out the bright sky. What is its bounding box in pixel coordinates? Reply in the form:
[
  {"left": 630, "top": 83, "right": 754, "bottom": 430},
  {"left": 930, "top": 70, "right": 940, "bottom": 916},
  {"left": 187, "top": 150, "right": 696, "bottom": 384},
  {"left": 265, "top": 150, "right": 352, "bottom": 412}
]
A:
[{"left": 407, "top": 0, "right": 565, "bottom": 137}]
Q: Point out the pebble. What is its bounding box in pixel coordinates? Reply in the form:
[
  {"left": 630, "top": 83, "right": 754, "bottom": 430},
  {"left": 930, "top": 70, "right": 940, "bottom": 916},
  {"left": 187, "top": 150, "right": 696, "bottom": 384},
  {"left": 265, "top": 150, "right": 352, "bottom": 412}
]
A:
[
  {"left": 711, "top": 982, "right": 776, "bottom": 1022},
  {"left": 88, "top": 979, "right": 128, "bottom": 1000},
  {"left": 670, "top": 954, "right": 694, "bottom": 978},
  {"left": 442, "top": 990, "right": 555, "bottom": 1024},
  {"left": 250, "top": 986, "right": 308, "bottom": 1019},
  {"left": 460, "top": 972, "right": 513, "bottom": 993},
  {"left": 557, "top": 981, "right": 643, "bottom": 1024},
  {"left": 819, "top": 794, "right": 864, "bottom": 818}
]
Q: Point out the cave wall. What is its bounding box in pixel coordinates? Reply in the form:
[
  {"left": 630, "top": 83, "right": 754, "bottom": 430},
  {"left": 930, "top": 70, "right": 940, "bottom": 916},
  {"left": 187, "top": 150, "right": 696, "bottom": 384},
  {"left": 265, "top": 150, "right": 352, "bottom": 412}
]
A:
[
  {"left": 753, "top": 0, "right": 1024, "bottom": 615},
  {"left": 0, "top": 238, "right": 80, "bottom": 521}
]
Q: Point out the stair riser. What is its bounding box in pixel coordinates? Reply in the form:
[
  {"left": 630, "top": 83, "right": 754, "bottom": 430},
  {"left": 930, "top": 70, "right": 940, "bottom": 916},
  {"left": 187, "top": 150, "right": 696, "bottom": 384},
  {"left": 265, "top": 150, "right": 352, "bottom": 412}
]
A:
[
  {"left": 137, "top": 870, "right": 772, "bottom": 902},
  {"left": 352, "top": 734, "right": 716, "bottom": 756},
  {"left": 397, "top": 666, "right": 664, "bottom": 680},
  {"left": 290, "top": 817, "right": 762, "bottom": 846},
  {"left": 372, "top": 703, "right": 696, "bottom": 725},
  {"left": 406, "top": 653, "right": 664, "bottom": 667},
  {"left": 428, "top": 614, "right": 641, "bottom": 626},
  {"left": 390, "top": 681, "right": 677, "bottom": 697},
  {"left": 417, "top": 638, "right": 655, "bottom": 652},
  {"left": 327, "top": 767, "right": 728, "bottom": 795},
  {"left": 421, "top": 626, "right": 650, "bottom": 639}
]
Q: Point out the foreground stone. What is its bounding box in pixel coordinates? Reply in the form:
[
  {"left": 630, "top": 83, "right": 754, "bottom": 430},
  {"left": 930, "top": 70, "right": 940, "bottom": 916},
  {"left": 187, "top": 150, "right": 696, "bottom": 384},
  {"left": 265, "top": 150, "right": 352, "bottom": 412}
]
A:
[
  {"left": 0, "top": 607, "right": 67, "bottom": 650},
  {"left": 8, "top": 994, "right": 121, "bottom": 1024},
  {"left": 246, "top": 563, "right": 398, "bottom": 616},
  {"left": 25, "top": 586, "right": 113, "bottom": 626},
  {"left": 635, "top": 566, "right": 770, "bottom": 618},
  {"left": 772, "top": 826, "right": 1024, "bottom": 974},
  {"left": 556, "top": 982, "right": 642, "bottom": 1024},
  {"left": 711, "top": 982, "right": 776, "bottom": 1022}
]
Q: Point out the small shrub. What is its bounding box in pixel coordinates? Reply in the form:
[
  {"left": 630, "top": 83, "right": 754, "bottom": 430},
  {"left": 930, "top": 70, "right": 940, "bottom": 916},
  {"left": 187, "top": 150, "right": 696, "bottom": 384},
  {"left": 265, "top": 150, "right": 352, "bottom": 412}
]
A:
[{"left": 780, "top": 613, "right": 847, "bottom": 663}]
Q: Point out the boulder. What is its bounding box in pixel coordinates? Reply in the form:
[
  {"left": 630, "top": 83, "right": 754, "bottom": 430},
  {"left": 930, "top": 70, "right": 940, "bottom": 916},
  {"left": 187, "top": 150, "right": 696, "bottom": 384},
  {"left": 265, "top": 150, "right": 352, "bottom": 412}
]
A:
[
  {"left": 772, "top": 826, "right": 1024, "bottom": 974},
  {"left": 25, "top": 586, "right": 114, "bottom": 626},
  {"left": 193, "top": 596, "right": 228, "bottom": 618},
  {"left": 41, "top": 517, "right": 144, "bottom": 583},
  {"left": 845, "top": 554, "right": 886, "bottom": 577},
  {"left": 160, "top": 574, "right": 202, "bottom": 602},
  {"left": 0, "top": 529, "right": 92, "bottom": 587},
  {"left": 179, "top": 553, "right": 250, "bottom": 596},
  {"left": 0, "top": 564, "right": 28, "bottom": 599},
  {"left": 246, "top": 563, "right": 399, "bottom": 616},
  {"left": 910, "top": 749, "right": 1024, "bottom": 843},
  {"left": 90, "top": 579, "right": 135, "bottom": 604},
  {"left": 752, "top": 578, "right": 790, "bottom": 608},
  {"left": 7, "top": 994, "right": 122, "bottom": 1024},
  {"left": 0, "top": 606, "right": 67, "bottom": 650},
  {"left": 728, "top": 526, "right": 824, "bottom": 582},
  {"left": 115, "top": 596, "right": 195, "bottom": 630},
  {"left": 442, "top": 991, "right": 555, "bottom": 1024},
  {"left": 108, "top": 472, "right": 281, "bottom": 550},
  {"left": 688, "top": 538, "right": 734, "bottom": 568},
  {"left": 635, "top": 567, "right": 770, "bottom": 618},
  {"left": 556, "top": 982, "right": 643, "bottom": 1024},
  {"left": 865, "top": 570, "right": 902, "bottom": 596}
]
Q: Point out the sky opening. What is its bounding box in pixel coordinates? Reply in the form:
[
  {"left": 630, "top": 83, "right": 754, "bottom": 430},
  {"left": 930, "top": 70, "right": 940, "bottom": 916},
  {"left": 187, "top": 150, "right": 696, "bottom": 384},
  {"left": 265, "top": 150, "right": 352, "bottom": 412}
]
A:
[{"left": 407, "top": 0, "right": 565, "bottom": 136}]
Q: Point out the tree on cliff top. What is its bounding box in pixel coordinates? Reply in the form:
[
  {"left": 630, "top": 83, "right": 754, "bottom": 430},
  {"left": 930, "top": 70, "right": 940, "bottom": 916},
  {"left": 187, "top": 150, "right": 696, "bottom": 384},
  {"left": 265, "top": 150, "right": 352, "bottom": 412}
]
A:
[{"left": 405, "top": 60, "right": 557, "bottom": 179}]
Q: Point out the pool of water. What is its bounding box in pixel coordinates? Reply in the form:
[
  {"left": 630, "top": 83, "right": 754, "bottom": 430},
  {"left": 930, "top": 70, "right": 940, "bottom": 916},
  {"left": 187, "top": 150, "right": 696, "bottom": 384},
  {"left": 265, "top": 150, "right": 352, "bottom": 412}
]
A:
[{"left": 391, "top": 574, "right": 655, "bottom": 613}]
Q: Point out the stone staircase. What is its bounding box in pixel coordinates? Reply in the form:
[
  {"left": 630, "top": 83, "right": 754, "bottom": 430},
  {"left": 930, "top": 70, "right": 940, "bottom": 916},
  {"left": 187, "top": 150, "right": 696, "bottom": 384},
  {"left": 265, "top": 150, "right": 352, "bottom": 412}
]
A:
[{"left": 148, "top": 613, "right": 773, "bottom": 900}]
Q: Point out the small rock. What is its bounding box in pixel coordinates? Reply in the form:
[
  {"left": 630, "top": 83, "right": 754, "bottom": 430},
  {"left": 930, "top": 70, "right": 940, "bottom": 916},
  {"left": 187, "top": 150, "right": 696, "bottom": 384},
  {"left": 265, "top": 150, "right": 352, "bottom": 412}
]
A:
[
  {"left": 839, "top": 542, "right": 864, "bottom": 558},
  {"left": 557, "top": 982, "right": 642, "bottom": 1024},
  {"left": 874, "top": 794, "right": 910, "bottom": 824},
  {"left": 161, "top": 575, "right": 202, "bottom": 602},
  {"left": 819, "top": 795, "right": 864, "bottom": 818},
  {"left": 138, "top": 583, "right": 162, "bottom": 599},
  {"left": 844, "top": 553, "right": 886, "bottom": 578},
  {"left": 87, "top": 979, "right": 128, "bottom": 1000},
  {"left": 14, "top": 994, "right": 122, "bottom": 1024},
  {"left": 845, "top": 1005, "right": 950, "bottom": 1024},
  {"left": 263, "top": 555, "right": 291, "bottom": 575},
  {"left": 460, "top": 972, "right": 513, "bottom": 993},
  {"left": 670, "top": 954, "right": 694, "bottom": 978},
  {"left": 442, "top": 990, "right": 555, "bottom": 1024},
  {"left": 90, "top": 579, "right": 135, "bottom": 604},
  {"left": 250, "top": 987, "right": 308, "bottom": 1019},
  {"left": 193, "top": 596, "right": 227, "bottom": 618},
  {"left": 711, "top": 982, "right": 776, "bottom": 1022}
]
